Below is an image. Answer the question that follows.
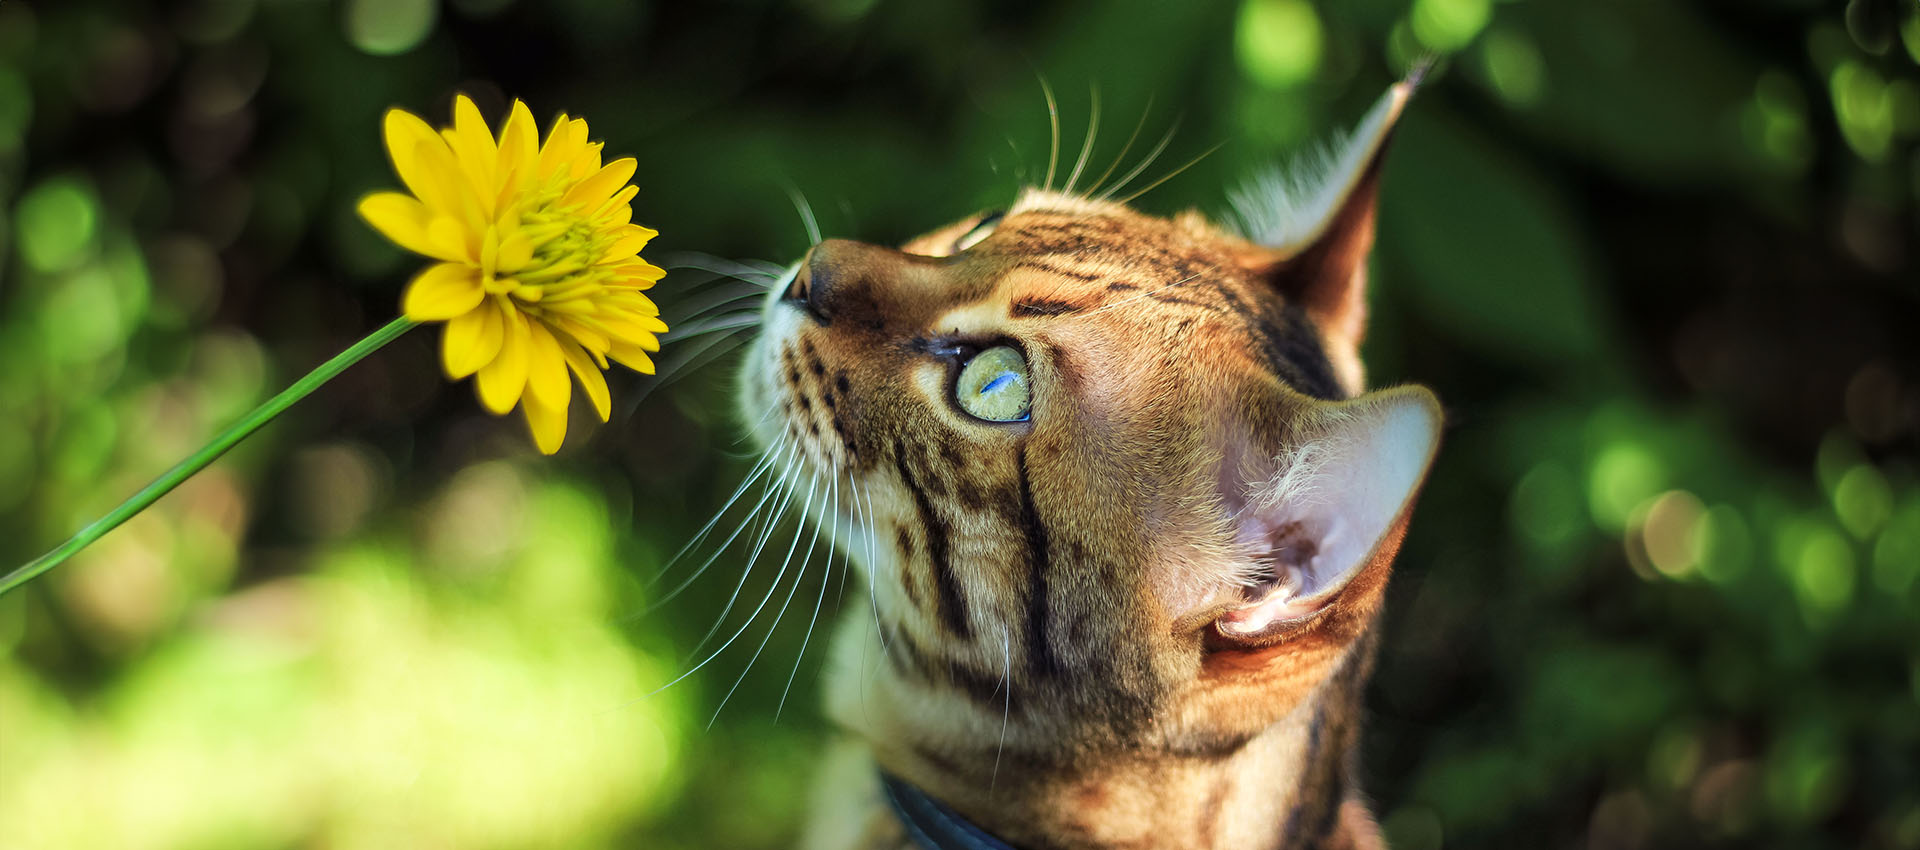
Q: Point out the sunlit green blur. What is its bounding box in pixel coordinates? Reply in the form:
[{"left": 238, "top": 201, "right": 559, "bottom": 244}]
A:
[{"left": 1, "top": 0, "right": 1917, "bottom": 848}]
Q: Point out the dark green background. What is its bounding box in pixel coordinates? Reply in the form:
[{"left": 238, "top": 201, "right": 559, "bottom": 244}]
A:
[{"left": 2, "top": 0, "right": 1918, "bottom": 847}]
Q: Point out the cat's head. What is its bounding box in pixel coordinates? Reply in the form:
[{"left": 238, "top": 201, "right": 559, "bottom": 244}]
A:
[{"left": 737, "top": 79, "right": 1439, "bottom": 761}]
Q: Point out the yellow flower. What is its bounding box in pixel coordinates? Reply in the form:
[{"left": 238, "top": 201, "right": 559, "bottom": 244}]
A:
[{"left": 357, "top": 95, "right": 667, "bottom": 453}]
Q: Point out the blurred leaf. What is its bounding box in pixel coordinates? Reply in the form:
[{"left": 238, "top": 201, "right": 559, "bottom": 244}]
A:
[{"left": 1381, "top": 109, "right": 1613, "bottom": 367}]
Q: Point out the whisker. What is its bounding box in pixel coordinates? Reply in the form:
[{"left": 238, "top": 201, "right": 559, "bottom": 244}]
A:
[
  {"left": 642, "top": 442, "right": 793, "bottom": 612},
  {"left": 710, "top": 467, "right": 829, "bottom": 729},
  {"left": 831, "top": 474, "right": 853, "bottom": 609},
  {"left": 654, "top": 268, "right": 730, "bottom": 294},
  {"left": 739, "top": 258, "right": 795, "bottom": 279},
  {"left": 644, "top": 444, "right": 784, "bottom": 587},
  {"left": 618, "top": 327, "right": 753, "bottom": 418},
  {"left": 786, "top": 183, "right": 824, "bottom": 247},
  {"left": 1075, "top": 271, "right": 1204, "bottom": 320},
  {"left": 860, "top": 484, "right": 889, "bottom": 656},
  {"left": 854, "top": 479, "right": 886, "bottom": 709},
  {"left": 667, "top": 308, "right": 757, "bottom": 341},
  {"left": 657, "top": 251, "right": 782, "bottom": 285},
  {"left": 854, "top": 481, "right": 875, "bottom": 721},
  {"left": 1039, "top": 74, "right": 1060, "bottom": 192},
  {"left": 991, "top": 630, "right": 1012, "bottom": 797},
  {"left": 1115, "top": 141, "right": 1226, "bottom": 206},
  {"left": 663, "top": 312, "right": 761, "bottom": 342},
  {"left": 651, "top": 459, "right": 818, "bottom": 700},
  {"left": 1062, "top": 82, "right": 1101, "bottom": 196},
  {"left": 777, "top": 470, "right": 841, "bottom": 720},
  {"left": 688, "top": 445, "right": 805, "bottom": 656},
  {"left": 733, "top": 389, "right": 788, "bottom": 448},
  {"left": 1095, "top": 118, "right": 1180, "bottom": 201},
  {"left": 816, "top": 474, "right": 864, "bottom": 692},
  {"left": 855, "top": 478, "right": 878, "bottom": 585},
  {"left": 669, "top": 287, "right": 769, "bottom": 327},
  {"left": 1085, "top": 95, "right": 1154, "bottom": 198},
  {"left": 665, "top": 274, "right": 773, "bottom": 299}
]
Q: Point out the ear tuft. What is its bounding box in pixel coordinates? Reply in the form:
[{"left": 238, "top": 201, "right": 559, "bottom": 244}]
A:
[
  {"left": 1217, "top": 386, "right": 1441, "bottom": 641},
  {"left": 1228, "top": 79, "right": 1412, "bottom": 254},
  {"left": 1228, "top": 74, "right": 1418, "bottom": 377}
]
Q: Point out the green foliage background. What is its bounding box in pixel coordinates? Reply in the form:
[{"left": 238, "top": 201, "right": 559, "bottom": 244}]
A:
[{"left": 2, "top": 0, "right": 1918, "bottom": 847}]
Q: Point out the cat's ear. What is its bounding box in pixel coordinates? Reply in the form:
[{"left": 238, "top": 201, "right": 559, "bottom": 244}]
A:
[
  {"left": 1233, "top": 75, "right": 1417, "bottom": 372},
  {"left": 1215, "top": 385, "right": 1441, "bottom": 645}
]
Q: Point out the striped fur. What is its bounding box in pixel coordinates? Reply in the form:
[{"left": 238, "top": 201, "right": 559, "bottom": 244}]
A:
[{"left": 739, "top": 80, "right": 1436, "bottom": 850}]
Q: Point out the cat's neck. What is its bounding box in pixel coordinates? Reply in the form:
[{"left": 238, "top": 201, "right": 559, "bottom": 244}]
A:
[{"left": 820, "top": 616, "right": 1381, "bottom": 850}]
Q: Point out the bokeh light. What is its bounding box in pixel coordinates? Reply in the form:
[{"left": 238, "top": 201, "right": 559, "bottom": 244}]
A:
[{"left": 1236, "top": 0, "right": 1324, "bottom": 89}]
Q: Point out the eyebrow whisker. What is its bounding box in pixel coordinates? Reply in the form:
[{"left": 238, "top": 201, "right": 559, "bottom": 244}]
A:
[
  {"left": 1095, "top": 117, "right": 1180, "bottom": 202},
  {"left": 1062, "top": 83, "right": 1101, "bottom": 197},
  {"left": 1115, "top": 141, "right": 1226, "bottom": 206},
  {"left": 1039, "top": 74, "right": 1060, "bottom": 192},
  {"left": 1085, "top": 95, "right": 1154, "bottom": 198}
]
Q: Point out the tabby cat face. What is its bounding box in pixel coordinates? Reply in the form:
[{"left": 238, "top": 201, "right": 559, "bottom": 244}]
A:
[{"left": 737, "top": 83, "right": 1439, "bottom": 758}]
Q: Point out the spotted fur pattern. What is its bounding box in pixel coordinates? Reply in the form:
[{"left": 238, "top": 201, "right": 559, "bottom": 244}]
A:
[{"left": 738, "top": 83, "right": 1433, "bottom": 850}]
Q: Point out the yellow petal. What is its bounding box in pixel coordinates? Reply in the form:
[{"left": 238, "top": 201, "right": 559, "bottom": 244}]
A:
[
  {"left": 537, "top": 113, "right": 577, "bottom": 179},
  {"left": 442, "top": 302, "right": 504, "bottom": 378},
  {"left": 409, "top": 137, "right": 484, "bottom": 233},
  {"left": 493, "top": 166, "right": 525, "bottom": 217},
  {"left": 447, "top": 95, "right": 499, "bottom": 213},
  {"left": 578, "top": 139, "right": 604, "bottom": 176},
  {"left": 476, "top": 302, "right": 530, "bottom": 414},
  {"left": 522, "top": 392, "right": 568, "bottom": 454},
  {"left": 608, "top": 261, "right": 667, "bottom": 287},
  {"left": 426, "top": 216, "right": 474, "bottom": 263},
  {"left": 497, "top": 100, "right": 538, "bottom": 186},
  {"left": 599, "top": 224, "right": 656, "bottom": 262},
  {"left": 548, "top": 316, "right": 609, "bottom": 352},
  {"left": 555, "top": 121, "right": 599, "bottom": 179},
  {"left": 607, "top": 339, "right": 656, "bottom": 374},
  {"left": 496, "top": 231, "right": 534, "bottom": 273},
  {"left": 559, "top": 340, "right": 611, "bottom": 422},
  {"left": 562, "top": 157, "right": 637, "bottom": 210},
  {"left": 593, "top": 185, "right": 639, "bottom": 225},
  {"left": 523, "top": 320, "right": 572, "bottom": 411},
  {"left": 596, "top": 313, "right": 667, "bottom": 346},
  {"left": 357, "top": 192, "right": 461, "bottom": 261},
  {"left": 480, "top": 224, "right": 500, "bottom": 275},
  {"left": 382, "top": 108, "right": 457, "bottom": 210},
  {"left": 601, "top": 292, "right": 665, "bottom": 321},
  {"left": 402, "top": 263, "right": 484, "bottom": 321}
]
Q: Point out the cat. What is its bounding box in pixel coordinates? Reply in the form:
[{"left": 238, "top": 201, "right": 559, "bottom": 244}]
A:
[{"left": 732, "top": 73, "right": 1440, "bottom": 850}]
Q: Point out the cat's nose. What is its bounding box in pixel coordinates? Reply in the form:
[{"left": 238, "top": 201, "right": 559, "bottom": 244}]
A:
[{"left": 788, "top": 238, "right": 866, "bottom": 324}]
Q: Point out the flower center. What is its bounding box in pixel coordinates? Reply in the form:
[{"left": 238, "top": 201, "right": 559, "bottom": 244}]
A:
[{"left": 483, "top": 188, "right": 620, "bottom": 310}]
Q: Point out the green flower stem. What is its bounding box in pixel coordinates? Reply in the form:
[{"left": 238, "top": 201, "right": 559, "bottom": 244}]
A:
[{"left": 0, "top": 316, "right": 419, "bottom": 598}]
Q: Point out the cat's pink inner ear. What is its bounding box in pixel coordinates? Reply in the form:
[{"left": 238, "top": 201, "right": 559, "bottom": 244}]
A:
[{"left": 1220, "top": 386, "right": 1442, "bottom": 636}]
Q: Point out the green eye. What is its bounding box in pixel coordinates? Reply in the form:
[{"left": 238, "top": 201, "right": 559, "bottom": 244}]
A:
[{"left": 954, "top": 345, "right": 1031, "bottom": 422}]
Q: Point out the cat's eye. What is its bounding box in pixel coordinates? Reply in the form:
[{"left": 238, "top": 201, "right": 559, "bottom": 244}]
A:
[
  {"left": 953, "top": 345, "right": 1030, "bottom": 423},
  {"left": 954, "top": 211, "right": 1004, "bottom": 252}
]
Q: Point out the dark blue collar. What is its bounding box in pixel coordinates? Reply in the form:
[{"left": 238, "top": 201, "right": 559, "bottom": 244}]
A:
[{"left": 880, "top": 772, "right": 1020, "bottom": 850}]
